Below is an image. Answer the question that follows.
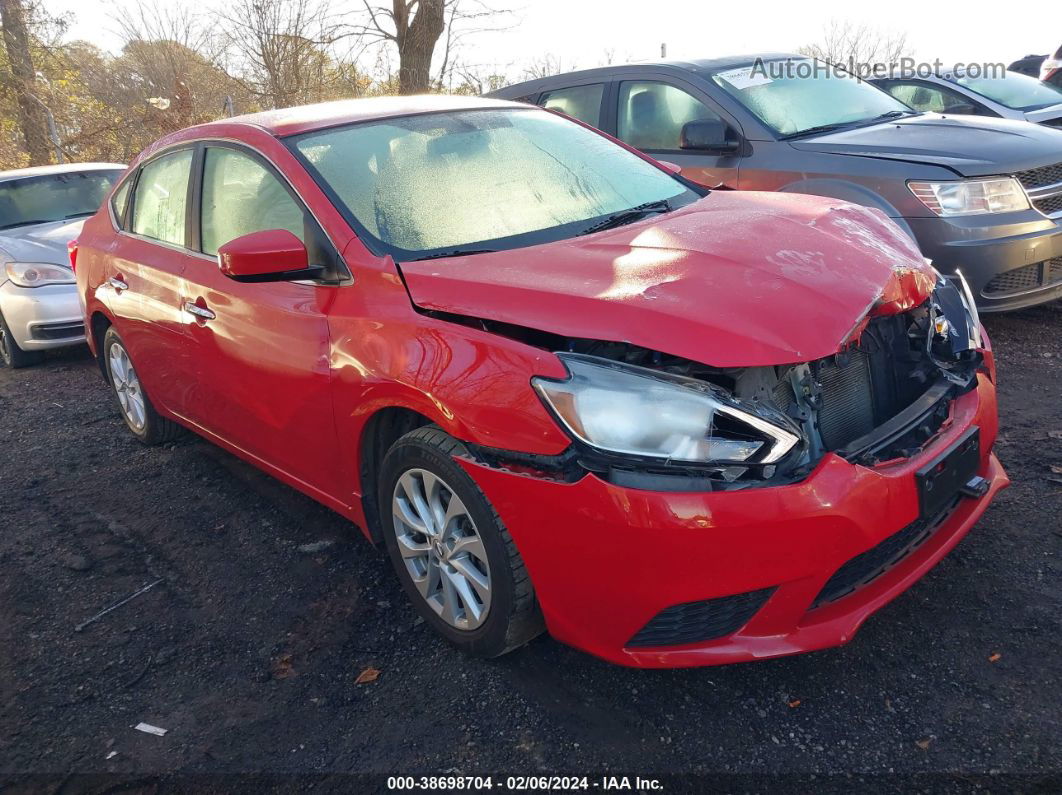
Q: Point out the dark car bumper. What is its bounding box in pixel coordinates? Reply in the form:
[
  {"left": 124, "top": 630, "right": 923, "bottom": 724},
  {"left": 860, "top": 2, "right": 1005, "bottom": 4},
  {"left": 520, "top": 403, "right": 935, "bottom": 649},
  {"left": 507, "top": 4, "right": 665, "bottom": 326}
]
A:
[{"left": 906, "top": 213, "right": 1062, "bottom": 312}]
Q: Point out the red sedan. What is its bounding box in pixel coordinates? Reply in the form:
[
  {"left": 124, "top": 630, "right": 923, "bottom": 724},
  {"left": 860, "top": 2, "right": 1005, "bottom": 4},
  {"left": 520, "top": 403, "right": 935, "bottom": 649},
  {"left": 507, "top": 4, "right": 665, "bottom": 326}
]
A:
[{"left": 74, "top": 95, "right": 1007, "bottom": 667}]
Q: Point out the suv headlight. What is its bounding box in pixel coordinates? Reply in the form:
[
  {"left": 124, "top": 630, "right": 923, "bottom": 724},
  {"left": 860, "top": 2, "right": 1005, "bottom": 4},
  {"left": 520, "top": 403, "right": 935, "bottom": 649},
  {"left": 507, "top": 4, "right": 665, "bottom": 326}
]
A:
[
  {"left": 4, "top": 261, "right": 75, "bottom": 287},
  {"left": 532, "top": 353, "right": 801, "bottom": 465},
  {"left": 908, "top": 177, "right": 1030, "bottom": 217}
]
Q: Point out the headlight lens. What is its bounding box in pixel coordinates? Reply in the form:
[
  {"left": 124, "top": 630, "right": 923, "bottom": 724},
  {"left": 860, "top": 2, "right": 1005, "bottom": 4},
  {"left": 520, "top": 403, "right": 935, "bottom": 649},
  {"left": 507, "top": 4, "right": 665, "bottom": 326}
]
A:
[
  {"left": 908, "top": 178, "right": 1030, "bottom": 217},
  {"left": 532, "top": 353, "right": 800, "bottom": 464},
  {"left": 4, "top": 261, "right": 75, "bottom": 287}
]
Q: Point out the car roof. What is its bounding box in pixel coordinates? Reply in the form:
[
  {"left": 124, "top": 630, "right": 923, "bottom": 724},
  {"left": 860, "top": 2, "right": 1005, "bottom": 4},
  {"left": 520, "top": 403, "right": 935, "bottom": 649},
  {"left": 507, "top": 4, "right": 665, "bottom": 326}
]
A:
[
  {"left": 211, "top": 94, "right": 527, "bottom": 137},
  {"left": 0, "top": 162, "right": 126, "bottom": 182},
  {"left": 488, "top": 53, "right": 801, "bottom": 96}
]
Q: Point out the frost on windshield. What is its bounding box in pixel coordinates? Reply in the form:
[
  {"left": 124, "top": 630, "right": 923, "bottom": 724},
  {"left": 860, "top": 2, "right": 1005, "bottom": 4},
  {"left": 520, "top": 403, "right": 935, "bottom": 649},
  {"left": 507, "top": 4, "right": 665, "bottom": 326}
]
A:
[{"left": 295, "top": 110, "right": 687, "bottom": 254}]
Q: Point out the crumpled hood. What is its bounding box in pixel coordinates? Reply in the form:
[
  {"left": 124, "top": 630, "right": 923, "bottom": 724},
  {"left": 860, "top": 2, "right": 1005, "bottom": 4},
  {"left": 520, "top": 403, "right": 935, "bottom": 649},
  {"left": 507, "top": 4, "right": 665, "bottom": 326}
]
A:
[
  {"left": 0, "top": 218, "right": 84, "bottom": 264},
  {"left": 399, "top": 191, "right": 935, "bottom": 368},
  {"left": 789, "top": 114, "right": 1062, "bottom": 175}
]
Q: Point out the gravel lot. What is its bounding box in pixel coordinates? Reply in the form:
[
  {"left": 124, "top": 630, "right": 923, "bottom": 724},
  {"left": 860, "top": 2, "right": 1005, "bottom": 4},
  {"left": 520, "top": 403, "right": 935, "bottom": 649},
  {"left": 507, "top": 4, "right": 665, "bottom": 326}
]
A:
[{"left": 1, "top": 302, "right": 1060, "bottom": 791}]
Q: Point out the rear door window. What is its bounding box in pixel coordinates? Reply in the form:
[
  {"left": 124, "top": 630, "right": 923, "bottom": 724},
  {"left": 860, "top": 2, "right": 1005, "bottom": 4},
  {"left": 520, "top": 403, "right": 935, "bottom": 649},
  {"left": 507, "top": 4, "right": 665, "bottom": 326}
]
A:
[
  {"left": 617, "top": 81, "right": 722, "bottom": 151},
  {"left": 131, "top": 149, "right": 193, "bottom": 246},
  {"left": 539, "top": 84, "right": 605, "bottom": 127}
]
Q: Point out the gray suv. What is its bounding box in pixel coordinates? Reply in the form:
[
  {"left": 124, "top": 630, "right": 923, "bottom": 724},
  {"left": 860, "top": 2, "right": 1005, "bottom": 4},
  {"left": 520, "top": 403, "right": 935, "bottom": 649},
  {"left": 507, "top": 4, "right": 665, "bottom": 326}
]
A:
[{"left": 490, "top": 53, "right": 1062, "bottom": 311}]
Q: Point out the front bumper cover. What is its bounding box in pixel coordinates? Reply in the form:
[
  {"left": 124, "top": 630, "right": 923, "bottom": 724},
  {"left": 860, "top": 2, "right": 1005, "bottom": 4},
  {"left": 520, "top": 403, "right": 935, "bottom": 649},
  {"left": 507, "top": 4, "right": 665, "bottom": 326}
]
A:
[
  {"left": 0, "top": 280, "right": 85, "bottom": 350},
  {"left": 457, "top": 374, "right": 1006, "bottom": 668}
]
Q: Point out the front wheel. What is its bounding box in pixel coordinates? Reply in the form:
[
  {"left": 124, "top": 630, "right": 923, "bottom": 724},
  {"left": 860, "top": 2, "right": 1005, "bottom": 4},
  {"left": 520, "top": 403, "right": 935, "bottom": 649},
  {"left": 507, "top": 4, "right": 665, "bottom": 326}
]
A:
[
  {"left": 103, "top": 327, "right": 182, "bottom": 445},
  {"left": 379, "top": 427, "right": 544, "bottom": 657}
]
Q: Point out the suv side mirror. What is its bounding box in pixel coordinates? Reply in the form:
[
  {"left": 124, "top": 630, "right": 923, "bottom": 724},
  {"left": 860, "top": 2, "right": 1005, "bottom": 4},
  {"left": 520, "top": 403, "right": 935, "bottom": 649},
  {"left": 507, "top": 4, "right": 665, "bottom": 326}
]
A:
[
  {"left": 680, "top": 119, "right": 740, "bottom": 153},
  {"left": 218, "top": 229, "right": 325, "bottom": 283}
]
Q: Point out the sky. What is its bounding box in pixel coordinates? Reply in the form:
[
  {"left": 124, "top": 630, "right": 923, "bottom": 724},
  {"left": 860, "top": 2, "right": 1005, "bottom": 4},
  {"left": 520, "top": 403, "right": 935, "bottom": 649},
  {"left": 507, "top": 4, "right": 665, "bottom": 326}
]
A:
[{"left": 48, "top": 0, "right": 1062, "bottom": 78}]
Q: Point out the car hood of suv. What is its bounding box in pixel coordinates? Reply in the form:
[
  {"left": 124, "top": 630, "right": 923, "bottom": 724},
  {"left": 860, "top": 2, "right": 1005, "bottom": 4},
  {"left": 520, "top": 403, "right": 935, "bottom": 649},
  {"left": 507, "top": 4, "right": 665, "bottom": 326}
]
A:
[
  {"left": 0, "top": 218, "right": 84, "bottom": 264},
  {"left": 789, "top": 113, "right": 1062, "bottom": 175},
  {"left": 398, "top": 191, "right": 936, "bottom": 368}
]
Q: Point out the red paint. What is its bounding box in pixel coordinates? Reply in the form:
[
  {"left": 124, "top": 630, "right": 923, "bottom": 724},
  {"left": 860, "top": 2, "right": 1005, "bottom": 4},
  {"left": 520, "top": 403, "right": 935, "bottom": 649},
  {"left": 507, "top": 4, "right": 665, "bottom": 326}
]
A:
[
  {"left": 218, "top": 229, "right": 308, "bottom": 278},
  {"left": 76, "top": 97, "right": 1005, "bottom": 667}
]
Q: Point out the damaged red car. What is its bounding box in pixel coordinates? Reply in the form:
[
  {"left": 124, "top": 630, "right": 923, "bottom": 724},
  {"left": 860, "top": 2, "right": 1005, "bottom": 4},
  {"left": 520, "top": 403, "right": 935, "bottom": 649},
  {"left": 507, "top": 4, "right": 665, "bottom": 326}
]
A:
[{"left": 75, "top": 96, "right": 1007, "bottom": 667}]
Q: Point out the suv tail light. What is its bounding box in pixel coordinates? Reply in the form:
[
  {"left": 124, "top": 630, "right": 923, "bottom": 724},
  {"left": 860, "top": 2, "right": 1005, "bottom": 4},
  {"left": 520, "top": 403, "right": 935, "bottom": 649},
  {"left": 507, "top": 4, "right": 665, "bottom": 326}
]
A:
[{"left": 68, "top": 238, "right": 79, "bottom": 273}]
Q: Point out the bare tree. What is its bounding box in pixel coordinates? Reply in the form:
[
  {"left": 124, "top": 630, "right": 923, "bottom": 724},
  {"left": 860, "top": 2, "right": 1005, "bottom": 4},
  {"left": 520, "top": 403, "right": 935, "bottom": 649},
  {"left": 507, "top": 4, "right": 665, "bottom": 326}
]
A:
[
  {"left": 520, "top": 52, "right": 574, "bottom": 81},
  {"left": 217, "top": 0, "right": 342, "bottom": 108},
  {"left": 351, "top": 0, "right": 445, "bottom": 94},
  {"left": 0, "top": 0, "right": 51, "bottom": 164},
  {"left": 798, "top": 20, "right": 911, "bottom": 72}
]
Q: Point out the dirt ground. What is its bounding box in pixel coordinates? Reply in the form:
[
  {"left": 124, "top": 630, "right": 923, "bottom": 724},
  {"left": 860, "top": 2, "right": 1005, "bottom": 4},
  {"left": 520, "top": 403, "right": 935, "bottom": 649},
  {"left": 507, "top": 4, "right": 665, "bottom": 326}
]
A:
[{"left": 1, "top": 302, "right": 1060, "bottom": 792}]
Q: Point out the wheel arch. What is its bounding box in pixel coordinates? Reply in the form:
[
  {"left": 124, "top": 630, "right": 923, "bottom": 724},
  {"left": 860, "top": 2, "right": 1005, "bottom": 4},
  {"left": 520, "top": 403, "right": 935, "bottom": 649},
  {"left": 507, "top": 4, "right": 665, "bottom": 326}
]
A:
[
  {"left": 358, "top": 405, "right": 437, "bottom": 543},
  {"left": 89, "top": 311, "right": 113, "bottom": 383}
]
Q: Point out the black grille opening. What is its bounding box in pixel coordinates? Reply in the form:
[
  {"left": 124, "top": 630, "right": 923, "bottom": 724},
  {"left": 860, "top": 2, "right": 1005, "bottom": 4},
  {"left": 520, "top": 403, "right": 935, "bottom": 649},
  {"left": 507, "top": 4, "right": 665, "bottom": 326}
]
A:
[
  {"left": 1016, "top": 162, "right": 1062, "bottom": 190},
  {"left": 811, "top": 500, "right": 960, "bottom": 608},
  {"left": 627, "top": 587, "right": 776, "bottom": 648},
  {"left": 31, "top": 322, "right": 85, "bottom": 341},
  {"left": 983, "top": 258, "right": 1062, "bottom": 296},
  {"left": 1033, "top": 193, "right": 1062, "bottom": 217}
]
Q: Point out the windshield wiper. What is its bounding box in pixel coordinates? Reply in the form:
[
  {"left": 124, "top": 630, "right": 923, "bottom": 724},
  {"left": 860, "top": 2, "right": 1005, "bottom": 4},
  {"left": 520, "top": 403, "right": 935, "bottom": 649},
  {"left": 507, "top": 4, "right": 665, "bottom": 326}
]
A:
[
  {"left": 578, "top": 199, "right": 672, "bottom": 236},
  {"left": 63, "top": 211, "right": 96, "bottom": 219},
  {"left": 411, "top": 248, "right": 498, "bottom": 261},
  {"left": 868, "top": 110, "right": 913, "bottom": 122},
  {"left": 0, "top": 219, "right": 57, "bottom": 230},
  {"left": 781, "top": 122, "right": 857, "bottom": 140}
]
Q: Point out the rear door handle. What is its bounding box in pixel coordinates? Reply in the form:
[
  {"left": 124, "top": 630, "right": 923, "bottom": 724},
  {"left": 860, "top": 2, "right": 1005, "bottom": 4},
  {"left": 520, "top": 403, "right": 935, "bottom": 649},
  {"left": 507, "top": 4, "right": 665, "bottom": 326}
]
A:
[
  {"left": 183, "top": 301, "right": 216, "bottom": 321},
  {"left": 108, "top": 277, "right": 129, "bottom": 292}
]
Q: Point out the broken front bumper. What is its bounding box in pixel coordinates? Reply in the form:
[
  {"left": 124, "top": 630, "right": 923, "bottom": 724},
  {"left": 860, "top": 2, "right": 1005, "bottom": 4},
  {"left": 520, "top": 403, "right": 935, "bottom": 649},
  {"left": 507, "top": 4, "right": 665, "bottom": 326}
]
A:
[{"left": 458, "top": 373, "right": 1006, "bottom": 668}]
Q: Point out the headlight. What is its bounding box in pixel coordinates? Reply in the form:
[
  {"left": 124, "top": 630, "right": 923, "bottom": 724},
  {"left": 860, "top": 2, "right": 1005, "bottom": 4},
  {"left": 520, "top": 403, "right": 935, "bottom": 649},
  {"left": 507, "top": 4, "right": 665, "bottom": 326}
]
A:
[
  {"left": 4, "top": 261, "right": 75, "bottom": 287},
  {"left": 908, "top": 178, "right": 1029, "bottom": 217},
  {"left": 532, "top": 353, "right": 800, "bottom": 465}
]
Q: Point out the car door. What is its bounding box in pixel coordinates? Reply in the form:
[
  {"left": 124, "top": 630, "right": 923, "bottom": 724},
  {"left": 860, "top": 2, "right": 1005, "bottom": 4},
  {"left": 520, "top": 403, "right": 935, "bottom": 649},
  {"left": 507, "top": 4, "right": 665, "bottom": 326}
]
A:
[
  {"left": 612, "top": 78, "right": 742, "bottom": 187},
  {"left": 178, "top": 142, "right": 345, "bottom": 499},
  {"left": 107, "top": 147, "right": 197, "bottom": 417}
]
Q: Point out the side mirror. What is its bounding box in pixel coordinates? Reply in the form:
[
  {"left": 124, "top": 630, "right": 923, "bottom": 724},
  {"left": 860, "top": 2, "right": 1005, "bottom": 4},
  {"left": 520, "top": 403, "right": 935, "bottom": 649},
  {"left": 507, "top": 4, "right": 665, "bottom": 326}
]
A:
[
  {"left": 217, "top": 229, "right": 324, "bottom": 283},
  {"left": 680, "top": 119, "right": 740, "bottom": 153},
  {"left": 655, "top": 159, "right": 682, "bottom": 175}
]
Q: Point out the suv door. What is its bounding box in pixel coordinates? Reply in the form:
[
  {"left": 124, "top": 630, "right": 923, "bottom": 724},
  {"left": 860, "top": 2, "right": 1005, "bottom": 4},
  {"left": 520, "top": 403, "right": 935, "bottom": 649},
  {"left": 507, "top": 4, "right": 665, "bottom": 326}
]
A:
[
  {"left": 613, "top": 79, "right": 741, "bottom": 187},
  {"left": 109, "top": 147, "right": 195, "bottom": 416},
  {"left": 180, "top": 142, "right": 345, "bottom": 497}
]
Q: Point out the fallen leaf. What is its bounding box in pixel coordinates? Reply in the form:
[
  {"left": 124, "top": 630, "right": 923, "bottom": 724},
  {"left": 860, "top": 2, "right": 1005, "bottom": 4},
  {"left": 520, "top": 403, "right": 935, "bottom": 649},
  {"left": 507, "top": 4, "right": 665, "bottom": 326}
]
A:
[
  {"left": 355, "top": 667, "right": 380, "bottom": 684},
  {"left": 787, "top": 699, "right": 801, "bottom": 708},
  {"left": 1051, "top": 465, "right": 1062, "bottom": 475},
  {"left": 272, "top": 654, "right": 296, "bottom": 679},
  {"left": 989, "top": 652, "right": 1002, "bottom": 662},
  {"left": 916, "top": 738, "right": 932, "bottom": 750},
  {"left": 1050, "top": 431, "right": 1062, "bottom": 440}
]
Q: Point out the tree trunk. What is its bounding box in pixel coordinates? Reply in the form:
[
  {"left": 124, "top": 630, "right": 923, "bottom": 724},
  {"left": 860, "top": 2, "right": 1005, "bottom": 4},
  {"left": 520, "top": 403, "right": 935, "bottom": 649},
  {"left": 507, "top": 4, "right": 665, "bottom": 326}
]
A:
[
  {"left": 0, "top": 0, "right": 51, "bottom": 165},
  {"left": 394, "top": 0, "right": 444, "bottom": 95}
]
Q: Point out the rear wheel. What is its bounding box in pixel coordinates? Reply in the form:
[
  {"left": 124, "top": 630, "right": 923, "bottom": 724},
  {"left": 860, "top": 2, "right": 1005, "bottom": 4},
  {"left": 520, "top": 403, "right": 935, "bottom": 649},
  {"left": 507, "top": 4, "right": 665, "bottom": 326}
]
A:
[
  {"left": 103, "top": 327, "right": 182, "bottom": 445},
  {"left": 379, "top": 426, "right": 544, "bottom": 657},
  {"left": 0, "top": 310, "right": 44, "bottom": 369}
]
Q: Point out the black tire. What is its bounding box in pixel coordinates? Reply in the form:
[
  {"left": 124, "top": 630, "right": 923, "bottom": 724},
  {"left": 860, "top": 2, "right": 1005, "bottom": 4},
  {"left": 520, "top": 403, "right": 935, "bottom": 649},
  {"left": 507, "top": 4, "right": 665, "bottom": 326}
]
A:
[
  {"left": 378, "top": 426, "right": 545, "bottom": 657},
  {"left": 0, "top": 310, "right": 45, "bottom": 369},
  {"left": 102, "top": 327, "right": 183, "bottom": 445}
]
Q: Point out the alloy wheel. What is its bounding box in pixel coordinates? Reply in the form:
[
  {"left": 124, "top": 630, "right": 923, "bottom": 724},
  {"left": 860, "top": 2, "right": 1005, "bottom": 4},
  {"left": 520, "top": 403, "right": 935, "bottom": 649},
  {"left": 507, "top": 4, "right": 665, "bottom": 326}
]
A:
[
  {"left": 108, "top": 342, "right": 146, "bottom": 431},
  {"left": 391, "top": 468, "right": 492, "bottom": 630}
]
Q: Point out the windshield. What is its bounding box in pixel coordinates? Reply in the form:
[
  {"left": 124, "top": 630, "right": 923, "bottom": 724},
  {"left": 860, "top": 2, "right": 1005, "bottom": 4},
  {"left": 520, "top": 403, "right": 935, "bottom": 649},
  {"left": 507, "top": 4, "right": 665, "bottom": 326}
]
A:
[
  {"left": 0, "top": 170, "right": 122, "bottom": 230},
  {"left": 952, "top": 70, "right": 1062, "bottom": 111},
  {"left": 711, "top": 58, "right": 912, "bottom": 137},
  {"left": 288, "top": 108, "right": 699, "bottom": 259}
]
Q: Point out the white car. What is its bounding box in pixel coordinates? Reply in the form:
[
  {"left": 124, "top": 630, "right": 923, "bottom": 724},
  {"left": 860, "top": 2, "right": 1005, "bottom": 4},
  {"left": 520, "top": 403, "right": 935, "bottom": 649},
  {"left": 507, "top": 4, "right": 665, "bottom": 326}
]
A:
[
  {"left": 872, "top": 68, "right": 1062, "bottom": 130},
  {"left": 0, "top": 162, "right": 124, "bottom": 368}
]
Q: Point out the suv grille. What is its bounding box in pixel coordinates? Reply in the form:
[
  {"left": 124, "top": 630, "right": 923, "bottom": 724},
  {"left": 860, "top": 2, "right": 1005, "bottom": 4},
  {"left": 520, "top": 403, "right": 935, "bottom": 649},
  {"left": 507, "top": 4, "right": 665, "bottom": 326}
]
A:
[
  {"left": 811, "top": 499, "right": 960, "bottom": 608},
  {"left": 627, "top": 587, "right": 776, "bottom": 648},
  {"left": 1016, "top": 163, "right": 1062, "bottom": 217},
  {"left": 1016, "top": 162, "right": 1062, "bottom": 190},
  {"left": 983, "top": 258, "right": 1062, "bottom": 296}
]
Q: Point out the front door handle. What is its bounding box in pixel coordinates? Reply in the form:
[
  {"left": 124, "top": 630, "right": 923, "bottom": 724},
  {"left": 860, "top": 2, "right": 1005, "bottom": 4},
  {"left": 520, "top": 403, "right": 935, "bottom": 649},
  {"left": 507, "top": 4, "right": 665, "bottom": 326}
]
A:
[
  {"left": 183, "top": 301, "right": 216, "bottom": 321},
  {"left": 108, "top": 277, "right": 129, "bottom": 292}
]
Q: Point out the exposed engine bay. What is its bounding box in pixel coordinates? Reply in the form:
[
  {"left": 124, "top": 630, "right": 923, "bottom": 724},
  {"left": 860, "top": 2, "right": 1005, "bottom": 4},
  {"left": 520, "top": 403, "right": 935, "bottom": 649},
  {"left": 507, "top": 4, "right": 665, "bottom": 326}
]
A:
[{"left": 431, "top": 278, "right": 984, "bottom": 492}]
